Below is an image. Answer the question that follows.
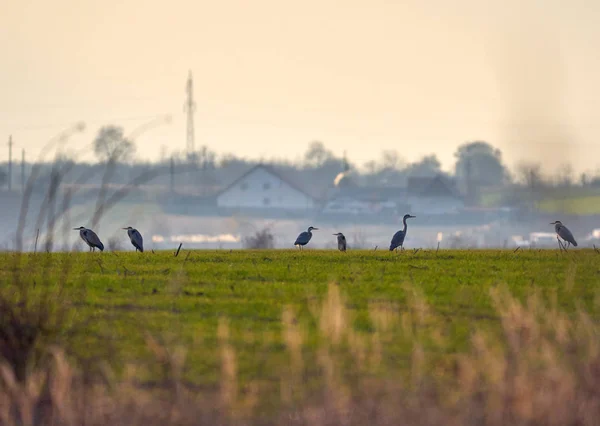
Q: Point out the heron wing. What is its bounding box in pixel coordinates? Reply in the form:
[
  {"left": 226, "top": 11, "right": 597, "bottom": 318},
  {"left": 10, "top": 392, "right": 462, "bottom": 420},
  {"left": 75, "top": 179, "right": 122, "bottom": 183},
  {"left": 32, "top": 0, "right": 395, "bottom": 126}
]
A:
[
  {"left": 129, "top": 229, "right": 144, "bottom": 252},
  {"left": 80, "top": 229, "right": 90, "bottom": 245},
  {"left": 86, "top": 230, "right": 104, "bottom": 251},
  {"left": 389, "top": 230, "right": 405, "bottom": 250},
  {"left": 558, "top": 226, "right": 577, "bottom": 246},
  {"left": 338, "top": 235, "right": 346, "bottom": 251},
  {"left": 295, "top": 231, "right": 311, "bottom": 245}
]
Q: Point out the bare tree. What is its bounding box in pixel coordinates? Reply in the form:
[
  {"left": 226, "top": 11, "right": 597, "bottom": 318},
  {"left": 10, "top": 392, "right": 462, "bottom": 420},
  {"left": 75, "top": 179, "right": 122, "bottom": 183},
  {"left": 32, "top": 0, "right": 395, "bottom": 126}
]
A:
[
  {"left": 515, "top": 162, "right": 544, "bottom": 188},
  {"left": 556, "top": 163, "right": 574, "bottom": 187},
  {"left": 304, "top": 141, "right": 334, "bottom": 168},
  {"left": 380, "top": 150, "right": 405, "bottom": 171},
  {"left": 406, "top": 154, "right": 442, "bottom": 177},
  {"left": 93, "top": 126, "right": 136, "bottom": 162}
]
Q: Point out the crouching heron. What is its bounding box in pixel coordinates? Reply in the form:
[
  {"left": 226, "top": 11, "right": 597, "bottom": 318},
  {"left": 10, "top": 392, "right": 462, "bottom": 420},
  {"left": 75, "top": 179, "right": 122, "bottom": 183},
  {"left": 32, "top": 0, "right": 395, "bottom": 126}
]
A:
[
  {"left": 123, "top": 226, "right": 144, "bottom": 252},
  {"left": 333, "top": 233, "right": 347, "bottom": 252},
  {"left": 295, "top": 226, "right": 318, "bottom": 250},
  {"left": 389, "top": 214, "right": 416, "bottom": 252},
  {"left": 550, "top": 220, "right": 577, "bottom": 251},
  {"left": 73, "top": 226, "right": 104, "bottom": 252}
]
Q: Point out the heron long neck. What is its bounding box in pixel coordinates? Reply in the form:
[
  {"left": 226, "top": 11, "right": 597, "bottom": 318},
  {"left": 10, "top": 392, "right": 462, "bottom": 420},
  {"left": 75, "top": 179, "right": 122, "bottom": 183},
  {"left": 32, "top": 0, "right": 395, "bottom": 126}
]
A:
[{"left": 402, "top": 217, "right": 408, "bottom": 233}]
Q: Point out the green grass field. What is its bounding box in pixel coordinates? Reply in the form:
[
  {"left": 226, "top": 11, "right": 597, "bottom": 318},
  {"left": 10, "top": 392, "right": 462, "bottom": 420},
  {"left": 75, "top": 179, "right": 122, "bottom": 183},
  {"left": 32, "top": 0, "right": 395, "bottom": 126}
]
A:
[
  {"left": 538, "top": 195, "right": 600, "bottom": 215},
  {"left": 3, "top": 249, "right": 598, "bottom": 381},
  {"left": 2, "top": 248, "right": 600, "bottom": 424}
]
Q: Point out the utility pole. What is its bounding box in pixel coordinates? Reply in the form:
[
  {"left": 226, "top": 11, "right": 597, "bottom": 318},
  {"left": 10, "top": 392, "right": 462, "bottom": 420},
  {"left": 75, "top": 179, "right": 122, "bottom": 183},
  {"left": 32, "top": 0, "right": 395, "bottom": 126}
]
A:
[
  {"left": 184, "top": 70, "right": 196, "bottom": 158},
  {"left": 7, "top": 135, "right": 12, "bottom": 191},
  {"left": 170, "top": 156, "right": 175, "bottom": 192},
  {"left": 21, "top": 149, "right": 25, "bottom": 192}
]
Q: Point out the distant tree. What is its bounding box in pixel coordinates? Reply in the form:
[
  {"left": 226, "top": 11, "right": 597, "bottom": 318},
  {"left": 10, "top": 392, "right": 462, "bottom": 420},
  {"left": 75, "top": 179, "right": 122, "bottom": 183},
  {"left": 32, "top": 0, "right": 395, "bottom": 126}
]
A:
[
  {"left": 580, "top": 172, "right": 589, "bottom": 187},
  {"left": 380, "top": 150, "right": 405, "bottom": 171},
  {"left": 406, "top": 154, "right": 442, "bottom": 177},
  {"left": 197, "top": 145, "right": 216, "bottom": 169},
  {"left": 454, "top": 141, "right": 507, "bottom": 194},
  {"left": 93, "top": 126, "right": 136, "bottom": 162},
  {"left": 54, "top": 152, "right": 75, "bottom": 169},
  {"left": 556, "top": 163, "right": 574, "bottom": 187},
  {"left": 515, "top": 162, "right": 544, "bottom": 188},
  {"left": 363, "top": 160, "right": 377, "bottom": 175},
  {"left": 304, "top": 141, "right": 334, "bottom": 167}
]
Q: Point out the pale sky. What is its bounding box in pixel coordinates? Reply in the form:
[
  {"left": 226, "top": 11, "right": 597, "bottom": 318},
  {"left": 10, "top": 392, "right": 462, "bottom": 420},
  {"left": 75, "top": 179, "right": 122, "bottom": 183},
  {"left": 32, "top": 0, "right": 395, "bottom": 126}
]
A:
[{"left": 1, "top": 0, "right": 599, "bottom": 173}]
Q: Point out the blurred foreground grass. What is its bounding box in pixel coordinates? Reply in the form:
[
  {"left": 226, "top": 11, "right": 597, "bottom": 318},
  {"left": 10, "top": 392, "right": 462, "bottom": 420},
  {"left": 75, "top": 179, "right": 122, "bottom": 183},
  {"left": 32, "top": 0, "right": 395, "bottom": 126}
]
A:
[{"left": 1, "top": 249, "right": 599, "bottom": 425}]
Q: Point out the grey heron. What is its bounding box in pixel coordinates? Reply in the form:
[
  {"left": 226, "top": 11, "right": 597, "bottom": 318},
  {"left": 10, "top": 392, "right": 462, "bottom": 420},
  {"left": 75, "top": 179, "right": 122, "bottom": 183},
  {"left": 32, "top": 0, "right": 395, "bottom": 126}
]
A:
[
  {"left": 389, "top": 214, "right": 416, "bottom": 251},
  {"left": 294, "top": 226, "right": 318, "bottom": 250},
  {"left": 73, "top": 226, "right": 104, "bottom": 252},
  {"left": 550, "top": 220, "right": 577, "bottom": 250},
  {"left": 122, "top": 226, "right": 144, "bottom": 252},
  {"left": 333, "top": 233, "right": 347, "bottom": 252}
]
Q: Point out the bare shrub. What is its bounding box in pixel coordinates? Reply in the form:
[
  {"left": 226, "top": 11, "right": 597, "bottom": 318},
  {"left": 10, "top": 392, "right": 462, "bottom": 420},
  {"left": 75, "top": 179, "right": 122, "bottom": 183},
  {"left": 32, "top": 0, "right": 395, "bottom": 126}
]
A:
[
  {"left": 0, "top": 281, "right": 72, "bottom": 383},
  {"left": 242, "top": 228, "right": 275, "bottom": 249},
  {"left": 107, "top": 236, "right": 123, "bottom": 251}
]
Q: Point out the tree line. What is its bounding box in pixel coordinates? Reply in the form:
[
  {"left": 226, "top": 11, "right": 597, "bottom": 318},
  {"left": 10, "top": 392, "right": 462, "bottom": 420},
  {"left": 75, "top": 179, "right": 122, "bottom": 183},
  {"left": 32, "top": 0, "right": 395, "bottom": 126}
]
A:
[{"left": 1, "top": 125, "right": 599, "bottom": 201}]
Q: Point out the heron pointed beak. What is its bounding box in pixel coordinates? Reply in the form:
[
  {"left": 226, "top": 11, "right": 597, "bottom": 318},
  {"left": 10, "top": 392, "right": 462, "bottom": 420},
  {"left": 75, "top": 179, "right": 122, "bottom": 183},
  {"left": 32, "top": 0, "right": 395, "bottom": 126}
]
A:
[
  {"left": 122, "top": 228, "right": 128, "bottom": 230},
  {"left": 313, "top": 228, "right": 319, "bottom": 230},
  {"left": 73, "top": 228, "right": 79, "bottom": 230}
]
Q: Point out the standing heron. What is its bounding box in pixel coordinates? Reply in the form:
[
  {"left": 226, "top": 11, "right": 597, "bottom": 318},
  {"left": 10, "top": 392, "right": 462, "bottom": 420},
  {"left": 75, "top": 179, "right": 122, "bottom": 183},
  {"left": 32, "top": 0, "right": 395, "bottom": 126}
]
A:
[
  {"left": 550, "top": 220, "right": 577, "bottom": 250},
  {"left": 333, "top": 233, "right": 347, "bottom": 252},
  {"left": 389, "top": 214, "right": 416, "bottom": 252},
  {"left": 294, "top": 226, "right": 318, "bottom": 250},
  {"left": 122, "top": 226, "right": 144, "bottom": 252},
  {"left": 73, "top": 226, "right": 104, "bottom": 252}
]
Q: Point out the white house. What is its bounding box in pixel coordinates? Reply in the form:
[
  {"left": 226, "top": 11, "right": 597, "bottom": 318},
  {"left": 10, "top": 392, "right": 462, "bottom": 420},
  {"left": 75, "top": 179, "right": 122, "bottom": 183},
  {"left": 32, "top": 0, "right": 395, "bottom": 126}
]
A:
[{"left": 216, "top": 165, "right": 317, "bottom": 210}]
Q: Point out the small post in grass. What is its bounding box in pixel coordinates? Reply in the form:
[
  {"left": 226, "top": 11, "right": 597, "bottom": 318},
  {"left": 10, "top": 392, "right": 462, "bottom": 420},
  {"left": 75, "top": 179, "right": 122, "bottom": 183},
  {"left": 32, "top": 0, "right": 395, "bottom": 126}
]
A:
[
  {"left": 174, "top": 243, "right": 182, "bottom": 257},
  {"left": 34, "top": 228, "right": 40, "bottom": 253}
]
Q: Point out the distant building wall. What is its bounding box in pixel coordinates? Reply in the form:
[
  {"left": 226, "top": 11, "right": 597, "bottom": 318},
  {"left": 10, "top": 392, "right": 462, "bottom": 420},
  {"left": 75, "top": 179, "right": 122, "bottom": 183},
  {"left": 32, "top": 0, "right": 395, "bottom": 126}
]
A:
[
  {"left": 216, "top": 167, "right": 315, "bottom": 210},
  {"left": 406, "top": 196, "right": 464, "bottom": 215}
]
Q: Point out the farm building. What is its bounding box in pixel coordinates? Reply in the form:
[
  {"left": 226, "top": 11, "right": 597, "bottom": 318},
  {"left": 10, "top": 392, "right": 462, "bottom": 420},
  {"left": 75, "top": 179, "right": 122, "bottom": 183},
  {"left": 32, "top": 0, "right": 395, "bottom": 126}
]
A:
[
  {"left": 323, "top": 186, "right": 405, "bottom": 216},
  {"left": 215, "top": 164, "right": 317, "bottom": 211},
  {"left": 406, "top": 175, "right": 464, "bottom": 215},
  {"left": 323, "top": 174, "right": 463, "bottom": 217}
]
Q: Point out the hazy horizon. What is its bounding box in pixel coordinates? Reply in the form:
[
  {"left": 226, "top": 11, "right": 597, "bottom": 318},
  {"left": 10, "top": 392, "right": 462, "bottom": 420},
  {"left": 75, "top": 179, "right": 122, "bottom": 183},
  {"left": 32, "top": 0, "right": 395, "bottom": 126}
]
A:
[{"left": 1, "top": 0, "right": 599, "bottom": 173}]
